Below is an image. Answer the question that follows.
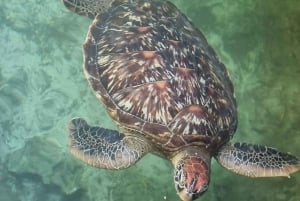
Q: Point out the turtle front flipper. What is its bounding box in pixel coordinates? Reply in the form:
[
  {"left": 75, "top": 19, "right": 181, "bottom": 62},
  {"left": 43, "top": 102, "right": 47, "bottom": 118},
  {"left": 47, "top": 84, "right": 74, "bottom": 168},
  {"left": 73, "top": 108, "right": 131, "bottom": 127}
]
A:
[
  {"left": 67, "top": 118, "right": 151, "bottom": 169},
  {"left": 215, "top": 142, "right": 300, "bottom": 177}
]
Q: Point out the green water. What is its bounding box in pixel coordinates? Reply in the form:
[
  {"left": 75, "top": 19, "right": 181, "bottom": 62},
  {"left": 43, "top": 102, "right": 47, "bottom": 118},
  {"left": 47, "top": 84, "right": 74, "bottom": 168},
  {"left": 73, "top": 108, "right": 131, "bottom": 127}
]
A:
[{"left": 0, "top": 0, "right": 299, "bottom": 201}]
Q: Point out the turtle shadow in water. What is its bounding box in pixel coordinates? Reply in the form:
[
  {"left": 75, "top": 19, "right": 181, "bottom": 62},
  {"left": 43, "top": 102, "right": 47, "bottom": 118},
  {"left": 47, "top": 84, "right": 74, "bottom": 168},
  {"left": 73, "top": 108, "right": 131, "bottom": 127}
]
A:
[{"left": 1, "top": 172, "right": 87, "bottom": 201}]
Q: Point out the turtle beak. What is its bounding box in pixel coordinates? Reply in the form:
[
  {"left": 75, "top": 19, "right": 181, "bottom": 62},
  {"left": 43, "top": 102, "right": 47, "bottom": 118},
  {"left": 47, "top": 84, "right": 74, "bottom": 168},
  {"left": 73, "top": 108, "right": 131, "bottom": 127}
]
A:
[
  {"left": 178, "top": 191, "right": 193, "bottom": 201},
  {"left": 176, "top": 182, "right": 208, "bottom": 201}
]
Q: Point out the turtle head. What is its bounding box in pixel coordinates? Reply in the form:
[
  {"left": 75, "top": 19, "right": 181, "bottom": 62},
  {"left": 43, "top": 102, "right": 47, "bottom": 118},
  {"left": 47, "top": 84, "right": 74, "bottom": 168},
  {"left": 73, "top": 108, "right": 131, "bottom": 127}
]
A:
[{"left": 172, "top": 148, "right": 211, "bottom": 201}]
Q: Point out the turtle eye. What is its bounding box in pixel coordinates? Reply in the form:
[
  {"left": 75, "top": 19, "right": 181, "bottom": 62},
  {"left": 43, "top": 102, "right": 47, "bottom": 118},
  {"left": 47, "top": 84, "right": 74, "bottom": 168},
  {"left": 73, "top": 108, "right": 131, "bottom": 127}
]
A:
[
  {"left": 178, "top": 170, "right": 186, "bottom": 187},
  {"left": 175, "top": 169, "right": 186, "bottom": 188}
]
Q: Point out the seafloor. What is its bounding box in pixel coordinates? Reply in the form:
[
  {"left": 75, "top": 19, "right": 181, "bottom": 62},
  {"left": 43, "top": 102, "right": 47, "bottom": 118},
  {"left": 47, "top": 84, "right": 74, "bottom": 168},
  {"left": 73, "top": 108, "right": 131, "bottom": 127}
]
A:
[{"left": 0, "top": 0, "right": 299, "bottom": 201}]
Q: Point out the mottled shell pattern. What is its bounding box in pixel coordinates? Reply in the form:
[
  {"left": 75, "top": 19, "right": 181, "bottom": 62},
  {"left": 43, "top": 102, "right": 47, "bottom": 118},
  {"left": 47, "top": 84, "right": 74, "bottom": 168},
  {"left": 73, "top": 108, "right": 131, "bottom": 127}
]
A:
[{"left": 83, "top": 0, "right": 237, "bottom": 152}]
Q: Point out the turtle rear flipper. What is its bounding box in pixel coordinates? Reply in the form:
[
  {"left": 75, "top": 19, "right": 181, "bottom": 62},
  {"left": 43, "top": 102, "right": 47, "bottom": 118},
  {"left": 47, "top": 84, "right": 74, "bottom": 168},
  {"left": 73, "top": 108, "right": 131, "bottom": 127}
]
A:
[
  {"left": 215, "top": 142, "right": 300, "bottom": 177},
  {"left": 68, "top": 118, "right": 151, "bottom": 169},
  {"left": 62, "top": 0, "right": 113, "bottom": 18}
]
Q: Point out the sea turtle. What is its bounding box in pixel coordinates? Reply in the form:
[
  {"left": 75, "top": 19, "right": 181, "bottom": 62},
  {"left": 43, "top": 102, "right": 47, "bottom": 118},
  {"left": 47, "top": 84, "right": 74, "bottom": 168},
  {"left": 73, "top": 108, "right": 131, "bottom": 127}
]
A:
[{"left": 62, "top": 0, "right": 300, "bottom": 200}]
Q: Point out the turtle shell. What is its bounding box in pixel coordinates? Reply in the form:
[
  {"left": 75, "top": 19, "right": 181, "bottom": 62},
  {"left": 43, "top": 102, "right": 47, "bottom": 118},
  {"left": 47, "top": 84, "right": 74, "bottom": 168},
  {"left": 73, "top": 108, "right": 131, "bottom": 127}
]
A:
[{"left": 83, "top": 0, "right": 237, "bottom": 151}]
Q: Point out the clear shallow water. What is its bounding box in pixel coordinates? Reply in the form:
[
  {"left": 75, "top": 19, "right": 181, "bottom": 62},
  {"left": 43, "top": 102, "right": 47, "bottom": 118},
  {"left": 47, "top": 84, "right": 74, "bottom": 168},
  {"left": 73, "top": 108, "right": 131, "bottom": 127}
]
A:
[{"left": 0, "top": 0, "right": 299, "bottom": 201}]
